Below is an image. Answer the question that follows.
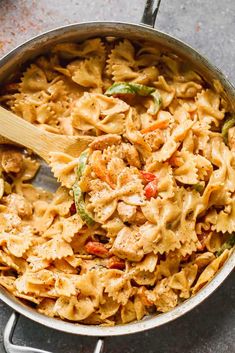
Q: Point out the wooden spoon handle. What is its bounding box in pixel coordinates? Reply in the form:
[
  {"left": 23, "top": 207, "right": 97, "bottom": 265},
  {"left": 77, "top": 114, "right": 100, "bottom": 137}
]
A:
[{"left": 0, "top": 106, "right": 51, "bottom": 160}]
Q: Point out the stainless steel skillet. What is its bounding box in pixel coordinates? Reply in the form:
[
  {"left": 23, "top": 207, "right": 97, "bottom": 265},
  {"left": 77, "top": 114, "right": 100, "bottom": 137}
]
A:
[{"left": 0, "top": 1, "right": 234, "bottom": 352}]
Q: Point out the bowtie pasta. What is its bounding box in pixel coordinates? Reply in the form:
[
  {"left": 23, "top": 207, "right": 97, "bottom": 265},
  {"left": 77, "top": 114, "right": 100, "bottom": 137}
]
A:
[{"left": 0, "top": 37, "right": 234, "bottom": 326}]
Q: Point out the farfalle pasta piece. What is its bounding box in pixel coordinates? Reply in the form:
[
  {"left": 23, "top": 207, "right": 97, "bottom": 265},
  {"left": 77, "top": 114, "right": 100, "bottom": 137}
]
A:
[
  {"left": 173, "top": 81, "right": 202, "bottom": 98},
  {"left": 72, "top": 92, "right": 129, "bottom": 134},
  {"left": 0, "top": 250, "right": 23, "bottom": 272},
  {"left": 37, "top": 235, "right": 73, "bottom": 260},
  {"left": 98, "top": 295, "right": 120, "bottom": 320},
  {"left": 54, "top": 296, "right": 95, "bottom": 321},
  {"left": 215, "top": 200, "right": 235, "bottom": 234},
  {"left": 49, "top": 152, "right": 80, "bottom": 188},
  {"left": 53, "top": 258, "right": 77, "bottom": 274},
  {"left": 192, "top": 249, "right": 230, "bottom": 293},
  {"left": 132, "top": 270, "right": 157, "bottom": 286},
  {"left": 133, "top": 295, "right": 147, "bottom": 321},
  {"left": 153, "top": 75, "right": 175, "bottom": 108},
  {"left": 88, "top": 166, "right": 145, "bottom": 223},
  {"left": 153, "top": 119, "right": 194, "bottom": 162},
  {"left": 200, "top": 139, "right": 235, "bottom": 212},
  {"left": 194, "top": 154, "right": 213, "bottom": 181},
  {"left": 15, "top": 155, "right": 40, "bottom": 183},
  {"left": 132, "top": 253, "right": 158, "bottom": 273},
  {"left": 155, "top": 254, "right": 181, "bottom": 279},
  {"left": 61, "top": 214, "right": 83, "bottom": 242},
  {"left": 14, "top": 292, "right": 42, "bottom": 305},
  {"left": 53, "top": 38, "right": 105, "bottom": 60},
  {"left": 138, "top": 222, "right": 181, "bottom": 255},
  {"left": 196, "top": 89, "right": 225, "bottom": 127},
  {"left": 6, "top": 227, "right": 33, "bottom": 258},
  {"left": 54, "top": 273, "right": 79, "bottom": 297},
  {"left": 33, "top": 187, "right": 73, "bottom": 233},
  {"left": 169, "top": 264, "right": 198, "bottom": 298},
  {"left": 38, "top": 298, "right": 56, "bottom": 317},
  {"left": 27, "top": 256, "right": 51, "bottom": 272},
  {"left": 88, "top": 180, "right": 117, "bottom": 223},
  {"left": 146, "top": 161, "right": 175, "bottom": 199},
  {"left": 20, "top": 64, "right": 48, "bottom": 93},
  {"left": 120, "top": 300, "right": 137, "bottom": 324},
  {"left": 103, "top": 269, "right": 132, "bottom": 305},
  {"left": 101, "top": 217, "right": 124, "bottom": 238},
  {"left": 204, "top": 232, "right": 224, "bottom": 252},
  {"left": 125, "top": 108, "right": 152, "bottom": 159},
  {"left": 107, "top": 39, "right": 159, "bottom": 85},
  {"left": 15, "top": 269, "right": 55, "bottom": 295},
  {"left": 0, "top": 275, "right": 16, "bottom": 292},
  {"left": 177, "top": 239, "right": 199, "bottom": 257},
  {"left": 193, "top": 252, "right": 215, "bottom": 269},
  {"left": 76, "top": 270, "right": 104, "bottom": 307},
  {"left": 67, "top": 57, "right": 104, "bottom": 90},
  {"left": 146, "top": 278, "right": 178, "bottom": 313},
  {"left": 173, "top": 151, "right": 198, "bottom": 185}
]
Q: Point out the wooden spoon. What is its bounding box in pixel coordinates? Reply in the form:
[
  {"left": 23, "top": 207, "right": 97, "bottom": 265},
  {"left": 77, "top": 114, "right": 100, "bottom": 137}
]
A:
[{"left": 0, "top": 106, "right": 94, "bottom": 163}]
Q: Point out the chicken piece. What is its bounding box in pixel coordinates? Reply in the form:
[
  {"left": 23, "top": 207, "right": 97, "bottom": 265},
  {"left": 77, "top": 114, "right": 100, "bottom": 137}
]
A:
[
  {"left": 89, "top": 134, "right": 121, "bottom": 150},
  {"left": 117, "top": 202, "right": 136, "bottom": 222},
  {"left": 0, "top": 212, "right": 21, "bottom": 232},
  {"left": 121, "top": 143, "right": 141, "bottom": 168},
  {"left": 1, "top": 150, "right": 23, "bottom": 173},
  {"left": 3, "top": 193, "right": 33, "bottom": 218},
  {"left": 228, "top": 127, "right": 235, "bottom": 152},
  {"left": 132, "top": 210, "right": 147, "bottom": 225},
  {"left": 143, "top": 130, "right": 164, "bottom": 152},
  {"left": 111, "top": 227, "right": 144, "bottom": 262}
]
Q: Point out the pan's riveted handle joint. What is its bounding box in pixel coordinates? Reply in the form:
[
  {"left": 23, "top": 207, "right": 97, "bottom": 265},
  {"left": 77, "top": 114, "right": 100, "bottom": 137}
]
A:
[{"left": 141, "top": 0, "right": 162, "bottom": 28}]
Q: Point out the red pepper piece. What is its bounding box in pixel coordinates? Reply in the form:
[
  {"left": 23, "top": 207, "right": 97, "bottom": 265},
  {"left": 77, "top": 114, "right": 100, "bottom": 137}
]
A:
[
  {"left": 108, "top": 256, "right": 125, "bottom": 270},
  {"left": 140, "top": 171, "right": 157, "bottom": 182},
  {"left": 144, "top": 179, "right": 158, "bottom": 199},
  {"left": 85, "top": 241, "right": 109, "bottom": 258}
]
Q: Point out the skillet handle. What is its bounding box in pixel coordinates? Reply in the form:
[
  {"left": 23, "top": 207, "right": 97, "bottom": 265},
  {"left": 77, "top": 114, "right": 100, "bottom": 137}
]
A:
[
  {"left": 141, "top": 0, "right": 162, "bottom": 27},
  {"left": 4, "top": 312, "right": 104, "bottom": 353}
]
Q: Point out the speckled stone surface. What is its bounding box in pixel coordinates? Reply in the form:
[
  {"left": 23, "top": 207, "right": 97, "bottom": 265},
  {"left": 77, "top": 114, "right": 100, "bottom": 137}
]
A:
[{"left": 0, "top": 1, "right": 234, "bottom": 352}]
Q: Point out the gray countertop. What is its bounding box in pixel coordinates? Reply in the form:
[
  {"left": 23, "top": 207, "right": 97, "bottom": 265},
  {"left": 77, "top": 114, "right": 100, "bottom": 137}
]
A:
[{"left": 0, "top": 1, "right": 234, "bottom": 352}]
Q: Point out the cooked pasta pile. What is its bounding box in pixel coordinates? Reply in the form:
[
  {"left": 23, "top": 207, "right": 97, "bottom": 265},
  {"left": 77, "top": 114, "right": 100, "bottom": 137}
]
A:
[{"left": 0, "top": 38, "right": 234, "bottom": 325}]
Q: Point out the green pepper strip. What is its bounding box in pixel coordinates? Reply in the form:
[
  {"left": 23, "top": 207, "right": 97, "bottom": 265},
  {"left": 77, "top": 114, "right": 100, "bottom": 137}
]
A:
[
  {"left": 216, "top": 233, "right": 235, "bottom": 257},
  {"left": 192, "top": 183, "right": 204, "bottom": 193},
  {"left": 221, "top": 115, "right": 235, "bottom": 144},
  {"left": 72, "top": 150, "right": 94, "bottom": 226},
  {"left": 105, "top": 82, "right": 162, "bottom": 114}
]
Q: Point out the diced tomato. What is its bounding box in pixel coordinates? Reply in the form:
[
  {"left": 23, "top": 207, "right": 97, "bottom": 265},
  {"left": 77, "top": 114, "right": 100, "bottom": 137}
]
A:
[
  {"left": 144, "top": 179, "right": 158, "bottom": 199},
  {"left": 69, "top": 202, "right": 76, "bottom": 215},
  {"left": 108, "top": 256, "right": 125, "bottom": 270},
  {"left": 140, "top": 171, "right": 157, "bottom": 182},
  {"left": 85, "top": 241, "right": 109, "bottom": 258}
]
